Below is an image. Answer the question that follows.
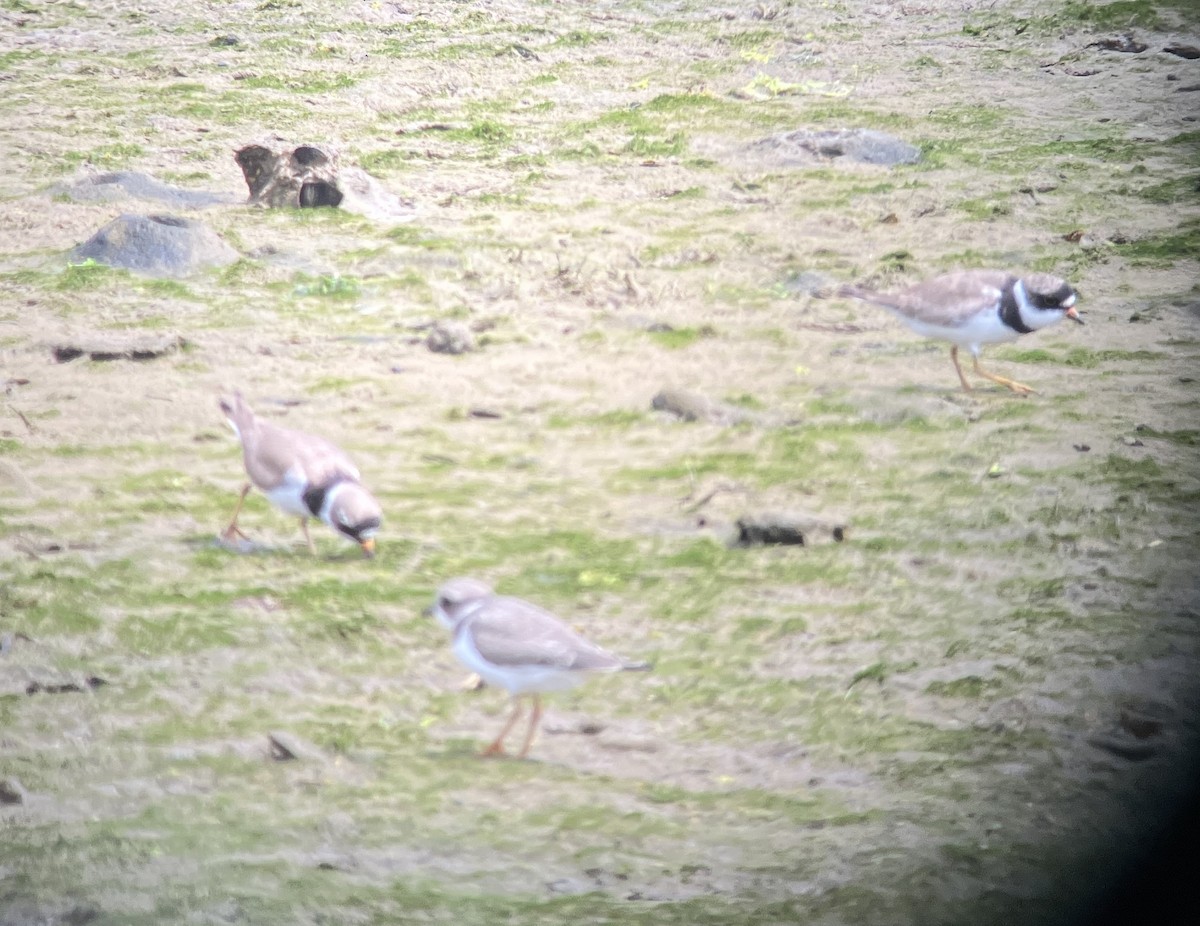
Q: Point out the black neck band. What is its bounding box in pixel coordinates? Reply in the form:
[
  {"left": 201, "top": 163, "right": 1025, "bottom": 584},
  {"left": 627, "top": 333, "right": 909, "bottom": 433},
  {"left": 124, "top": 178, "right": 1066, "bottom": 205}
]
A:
[
  {"left": 303, "top": 477, "right": 349, "bottom": 518},
  {"left": 999, "top": 283, "right": 1034, "bottom": 334}
]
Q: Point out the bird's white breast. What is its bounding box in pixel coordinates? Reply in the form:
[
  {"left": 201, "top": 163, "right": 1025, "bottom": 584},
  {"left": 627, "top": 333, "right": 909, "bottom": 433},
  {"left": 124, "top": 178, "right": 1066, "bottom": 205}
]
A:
[
  {"left": 264, "top": 466, "right": 311, "bottom": 518},
  {"left": 900, "top": 307, "right": 1019, "bottom": 352},
  {"left": 453, "top": 625, "right": 586, "bottom": 695}
]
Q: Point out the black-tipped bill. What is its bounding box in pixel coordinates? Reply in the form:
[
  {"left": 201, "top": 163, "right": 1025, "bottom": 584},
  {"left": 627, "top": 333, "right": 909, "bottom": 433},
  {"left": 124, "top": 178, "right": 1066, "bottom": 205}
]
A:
[{"left": 1066, "top": 305, "right": 1084, "bottom": 325}]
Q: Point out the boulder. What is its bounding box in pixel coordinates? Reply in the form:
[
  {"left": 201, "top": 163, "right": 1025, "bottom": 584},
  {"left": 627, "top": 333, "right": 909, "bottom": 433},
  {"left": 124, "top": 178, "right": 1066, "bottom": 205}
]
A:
[{"left": 70, "top": 213, "right": 238, "bottom": 277}]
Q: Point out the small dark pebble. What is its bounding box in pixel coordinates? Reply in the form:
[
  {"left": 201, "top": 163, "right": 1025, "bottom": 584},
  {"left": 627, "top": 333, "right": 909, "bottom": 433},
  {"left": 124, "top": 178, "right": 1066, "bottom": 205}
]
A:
[
  {"left": 1122, "top": 437, "right": 1145, "bottom": 447},
  {"left": 468, "top": 407, "right": 503, "bottom": 419},
  {"left": 1073, "top": 443, "right": 1090, "bottom": 452},
  {"left": 211, "top": 34, "right": 241, "bottom": 47}
]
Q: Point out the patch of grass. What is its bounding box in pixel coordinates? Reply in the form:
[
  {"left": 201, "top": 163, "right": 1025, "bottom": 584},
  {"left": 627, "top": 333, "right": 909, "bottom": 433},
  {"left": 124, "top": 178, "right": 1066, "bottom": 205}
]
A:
[
  {"left": 237, "top": 72, "right": 359, "bottom": 93},
  {"left": 292, "top": 274, "right": 361, "bottom": 299},
  {"left": 1111, "top": 221, "right": 1200, "bottom": 267},
  {"left": 59, "top": 143, "right": 144, "bottom": 171},
  {"left": 446, "top": 120, "right": 512, "bottom": 145},
  {"left": 956, "top": 196, "right": 1012, "bottom": 220},
  {"left": 1134, "top": 176, "right": 1200, "bottom": 205},
  {"left": 1003, "top": 347, "right": 1165, "bottom": 368},
  {"left": 646, "top": 325, "right": 715, "bottom": 349},
  {"left": 386, "top": 224, "right": 458, "bottom": 250},
  {"left": 57, "top": 259, "right": 122, "bottom": 291},
  {"left": 552, "top": 29, "right": 607, "bottom": 48},
  {"left": 626, "top": 130, "right": 687, "bottom": 158}
]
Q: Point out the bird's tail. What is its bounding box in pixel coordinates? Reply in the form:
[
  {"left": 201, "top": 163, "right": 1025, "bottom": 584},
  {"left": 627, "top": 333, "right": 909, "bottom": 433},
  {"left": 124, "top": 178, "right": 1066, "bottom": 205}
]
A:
[
  {"left": 218, "top": 390, "right": 255, "bottom": 435},
  {"left": 621, "top": 659, "right": 653, "bottom": 672},
  {"left": 837, "top": 283, "right": 899, "bottom": 308}
]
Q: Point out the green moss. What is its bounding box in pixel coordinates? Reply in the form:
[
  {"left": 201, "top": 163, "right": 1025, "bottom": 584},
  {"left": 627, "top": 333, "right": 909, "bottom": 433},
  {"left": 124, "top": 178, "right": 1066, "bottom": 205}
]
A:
[
  {"left": 292, "top": 273, "right": 361, "bottom": 299},
  {"left": 57, "top": 259, "right": 123, "bottom": 291},
  {"left": 646, "top": 325, "right": 714, "bottom": 349},
  {"left": 237, "top": 72, "right": 359, "bottom": 92},
  {"left": 1112, "top": 221, "right": 1200, "bottom": 267}
]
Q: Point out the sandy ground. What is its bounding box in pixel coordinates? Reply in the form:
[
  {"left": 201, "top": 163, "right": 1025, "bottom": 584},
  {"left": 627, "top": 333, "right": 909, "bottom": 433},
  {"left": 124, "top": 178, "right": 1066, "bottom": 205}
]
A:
[{"left": 2, "top": 1, "right": 1200, "bottom": 924}]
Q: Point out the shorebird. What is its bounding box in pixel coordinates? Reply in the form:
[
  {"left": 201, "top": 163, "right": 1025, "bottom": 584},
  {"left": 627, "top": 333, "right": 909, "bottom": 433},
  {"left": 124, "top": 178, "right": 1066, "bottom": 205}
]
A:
[
  {"left": 839, "top": 269, "right": 1082, "bottom": 394},
  {"left": 219, "top": 392, "right": 381, "bottom": 557},
  {"left": 429, "top": 577, "right": 649, "bottom": 758}
]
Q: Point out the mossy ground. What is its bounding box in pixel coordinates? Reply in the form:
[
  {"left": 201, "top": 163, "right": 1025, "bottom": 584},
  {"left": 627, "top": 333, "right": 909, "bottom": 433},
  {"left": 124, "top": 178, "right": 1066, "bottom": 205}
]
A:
[{"left": 2, "top": 1, "right": 1200, "bottom": 924}]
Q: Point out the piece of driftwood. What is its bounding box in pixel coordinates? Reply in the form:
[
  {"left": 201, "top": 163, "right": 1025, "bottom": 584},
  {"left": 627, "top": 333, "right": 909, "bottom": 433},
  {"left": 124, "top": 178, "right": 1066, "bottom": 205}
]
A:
[
  {"left": 50, "top": 335, "right": 188, "bottom": 364},
  {"left": 234, "top": 139, "right": 415, "bottom": 222},
  {"left": 731, "top": 511, "right": 847, "bottom": 548}
]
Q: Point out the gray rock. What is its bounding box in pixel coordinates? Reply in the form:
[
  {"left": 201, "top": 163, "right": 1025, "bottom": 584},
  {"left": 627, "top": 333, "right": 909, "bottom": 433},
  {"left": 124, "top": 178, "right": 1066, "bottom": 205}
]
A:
[
  {"left": 755, "top": 128, "right": 921, "bottom": 167},
  {"left": 70, "top": 213, "right": 238, "bottom": 277},
  {"left": 425, "top": 321, "right": 476, "bottom": 355},
  {"left": 651, "top": 387, "right": 756, "bottom": 425},
  {"left": 53, "top": 171, "right": 236, "bottom": 209}
]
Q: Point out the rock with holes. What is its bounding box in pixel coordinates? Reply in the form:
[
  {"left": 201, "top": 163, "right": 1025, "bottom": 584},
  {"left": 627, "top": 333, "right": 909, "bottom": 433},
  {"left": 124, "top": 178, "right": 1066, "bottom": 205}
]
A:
[
  {"left": 234, "top": 139, "right": 415, "bottom": 223},
  {"left": 69, "top": 213, "right": 238, "bottom": 277}
]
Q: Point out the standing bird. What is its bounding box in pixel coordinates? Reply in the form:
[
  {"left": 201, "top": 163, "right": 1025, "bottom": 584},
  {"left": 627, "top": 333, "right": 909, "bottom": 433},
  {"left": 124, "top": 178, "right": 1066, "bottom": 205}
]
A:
[
  {"left": 839, "top": 270, "right": 1082, "bottom": 394},
  {"left": 219, "top": 392, "right": 381, "bottom": 557},
  {"left": 429, "top": 577, "right": 650, "bottom": 759}
]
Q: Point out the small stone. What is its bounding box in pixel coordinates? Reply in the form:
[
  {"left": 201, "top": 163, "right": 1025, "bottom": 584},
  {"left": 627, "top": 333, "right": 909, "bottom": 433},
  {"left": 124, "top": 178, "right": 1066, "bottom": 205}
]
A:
[
  {"left": 651, "top": 387, "right": 755, "bottom": 425},
  {"left": 425, "top": 321, "right": 476, "bottom": 355},
  {"left": 0, "top": 777, "right": 28, "bottom": 805}
]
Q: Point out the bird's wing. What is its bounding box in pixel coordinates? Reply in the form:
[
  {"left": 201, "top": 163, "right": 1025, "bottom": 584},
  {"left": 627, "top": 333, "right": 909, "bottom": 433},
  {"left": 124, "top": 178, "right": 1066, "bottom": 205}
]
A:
[
  {"left": 466, "top": 597, "right": 625, "bottom": 671},
  {"left": 843, "top": 270, "right": 1014, "bottom": 328},
  {"left": 245, "top": 420, "right": 360, "bottom": 490},
  {"left": 892, "top": 270, "right": 1014, "bottom": 327}
]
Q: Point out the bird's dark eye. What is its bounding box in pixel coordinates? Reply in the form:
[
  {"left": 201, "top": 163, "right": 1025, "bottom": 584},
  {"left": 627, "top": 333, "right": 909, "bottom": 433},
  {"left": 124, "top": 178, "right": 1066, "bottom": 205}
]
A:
[{"left": 438, "top": 596, "right": 451, "bottom": 610}]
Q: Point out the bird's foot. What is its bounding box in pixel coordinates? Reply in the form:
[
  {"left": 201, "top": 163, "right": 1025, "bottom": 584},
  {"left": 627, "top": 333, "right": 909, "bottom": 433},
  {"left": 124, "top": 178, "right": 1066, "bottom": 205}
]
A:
[{"left": 460, "top": 673, "right": 485, "bottom": 692}]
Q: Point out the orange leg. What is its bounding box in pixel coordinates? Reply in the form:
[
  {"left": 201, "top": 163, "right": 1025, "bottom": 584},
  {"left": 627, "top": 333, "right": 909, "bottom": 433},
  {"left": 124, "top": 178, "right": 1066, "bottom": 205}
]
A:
[
  {"left": 949, "top": 346, "right": 973, "bottom": 392},
  {"left": 481, "top": 697, "right": 524, "bottom": 757},
  {"left": 299, "top": 518, "right": 316, "bottom": 554},
  {"left": 972, "top": 354, "right": 1034, "bottom": 395},
  {"left": 222, "top": 483, "right": 252, "bottom": 540},
  {"left": 517, "top": 694, "right": 543, "bottom": 759}
]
